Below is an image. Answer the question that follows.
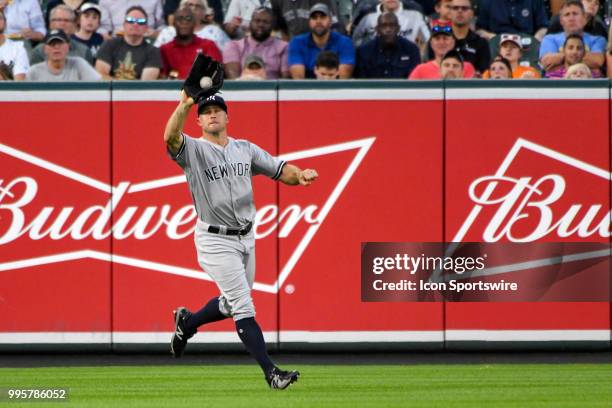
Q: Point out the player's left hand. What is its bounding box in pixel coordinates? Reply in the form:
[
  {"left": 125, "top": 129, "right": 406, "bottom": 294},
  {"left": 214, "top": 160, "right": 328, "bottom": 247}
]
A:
[{"left": 298, "top": 169, "right": 318, "bottom": 186}]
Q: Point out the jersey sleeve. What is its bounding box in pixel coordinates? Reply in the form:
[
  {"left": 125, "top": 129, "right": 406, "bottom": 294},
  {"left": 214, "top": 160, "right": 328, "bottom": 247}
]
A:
[
  {"left": 167, "top": 133, "right": 193, "bottom": 169},
  {"left": 249, "top": 142, "right": 286, "bottom": 180}
]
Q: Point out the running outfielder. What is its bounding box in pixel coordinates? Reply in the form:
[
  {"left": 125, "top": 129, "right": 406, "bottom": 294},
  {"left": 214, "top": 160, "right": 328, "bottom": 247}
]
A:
[{"left": 165, "top": 55, "right": 318, "bottom": 390}]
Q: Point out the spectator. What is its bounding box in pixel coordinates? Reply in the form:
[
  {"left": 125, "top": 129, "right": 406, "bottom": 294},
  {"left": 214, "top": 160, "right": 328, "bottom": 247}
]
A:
[
  {"left": 482, "top": 33, "right": 540, "bottom": 78},
  {"left": 156, "top": 0, "right": 229, "bottom": 51},
  {"left": 545, "top": 33, "right": 602, "bottom": 77},
  {"left": 45, "top": 0, "right": 88, "bottom": 28},
  {"left": 607, "top": 22, "right": 612, "bottom": 78},
  {"left": 0, "top": 9, "right": 29, "bottom": 80},
  {"left": 564, "top": 61, "right": 592, "bottom": 77},
  {"left": 223, "top": 0, "right": 270, "bottom": 38},
  {"left": 539, "top": 0, "right": 606, "bottom": 71},
  {"left": 288, "top": 3, "right": 355, "bottom": 78},
  {"left": 72, "top": 3, "right": 104, "bottom": 58},
  {"left": 476, "top": 0, "right": 549, "bottom": 40},
  {"left": 409, "top": 20, "right": 475, "bottom": 78},
  {"left": 163, "top": 0, "right": 223, "bottom": 26},
  {"left": 548, "top": 0, "right": 606, "bottom": 38},
  {"left": 30, "top": 5, "right": 93, "bottom": 65},
  {"left": 352, "top": 0, "right": 423, "bottom": 32},
  {"left": 236, "top": 54, "right": 267, "bottom": 79},
  {"left": 439, "top": 48, "right": 463, "bottom": 78},
  {"left": 449, "top": 0, "right": 490, "bottom": 74},
  {"left": 313, "top": 49, "right": 339, "bottom": 78},
  {"left": 160, "top": 6, "right": 221, "bottom": 79},
  {"left": 0, "top": 61, "right": 12, "bottom": 79},
  {"left": 354, "top": 12, "right": 420, "bottom": 78},
  {"left": 95, "top": 6, "right": 162, "bottom": 79},
  {"left": 351, "top": 0, "right": 429, "bottom": 49},
  {"left": 432, "top": 0, "right": 452, "bottom": 23},
  {"left": 26, "top": 29, "right": 101, "bottom": 80},
  {"left": 223, "top": 7, "right": 288, "bottom": 79},
  {"left": 271, "top": 0, "right": 341, "bottom": 39},
  {"left": 1, "top": 0, "right": 46, "bottom": 42},
  {"left": 98, "top": 0, "right": 164, "bottom": 38},
  {"left": 486, "top": 55, "right": 513, "bottom": 79}
]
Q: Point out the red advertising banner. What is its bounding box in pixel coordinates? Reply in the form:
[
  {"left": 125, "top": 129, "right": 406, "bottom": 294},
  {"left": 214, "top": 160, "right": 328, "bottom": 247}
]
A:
[
  {"left": 277, "top": 84, "right": 444, "bottom": 347},
  {"left": 0, "top": 81, "right": 609, "bottom": 350},
  {"left": 0, "top": 85, "right": 112, "bottom": 346},
  {"left": 445, "top": 82, "right": 610, "bottom": 346}
]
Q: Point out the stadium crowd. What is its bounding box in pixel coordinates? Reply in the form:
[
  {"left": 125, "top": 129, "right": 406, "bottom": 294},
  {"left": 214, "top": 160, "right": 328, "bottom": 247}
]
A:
[{"left": 0, "top": 0, "right": 611, "bottom": 80}]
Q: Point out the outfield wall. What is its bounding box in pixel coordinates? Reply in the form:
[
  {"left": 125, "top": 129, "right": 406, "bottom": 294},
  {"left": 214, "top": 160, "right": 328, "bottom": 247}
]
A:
[{"left": 0, "top": 80, "right": 610, "bottom": 352}]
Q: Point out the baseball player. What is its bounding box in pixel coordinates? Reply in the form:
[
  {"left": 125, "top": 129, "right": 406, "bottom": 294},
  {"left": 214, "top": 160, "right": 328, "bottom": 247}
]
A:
[{"left": 165, "top": 89, "right": 318, "bottom": 390}]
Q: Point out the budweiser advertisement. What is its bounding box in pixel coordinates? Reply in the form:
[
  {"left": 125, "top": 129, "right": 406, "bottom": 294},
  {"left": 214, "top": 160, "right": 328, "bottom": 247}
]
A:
[
  {"left": 445, "top": 82, "right": 610, "bottom": 347},
  {"left": 0, "top": 82, "right": 609, "bottom": 350}
]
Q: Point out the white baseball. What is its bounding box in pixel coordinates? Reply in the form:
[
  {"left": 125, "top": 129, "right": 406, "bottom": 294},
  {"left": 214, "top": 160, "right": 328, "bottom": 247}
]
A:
[{"left": 199, "top": 76, "right": 213, "bottom": 89}]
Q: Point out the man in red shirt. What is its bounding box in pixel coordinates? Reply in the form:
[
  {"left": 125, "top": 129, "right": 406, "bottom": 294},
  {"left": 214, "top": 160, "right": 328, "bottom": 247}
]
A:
[{"left": 160, "top": 6, "right": 222, "bottom": 79}]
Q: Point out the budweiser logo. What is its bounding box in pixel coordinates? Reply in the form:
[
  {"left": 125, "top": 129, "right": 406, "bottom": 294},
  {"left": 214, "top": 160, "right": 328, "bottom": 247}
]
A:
[
  {"left": 454, "top": 138, "right": 611, "bottom": 242},
  {"left": 0, "top": 138, "right": 376, "bottom": 293}
]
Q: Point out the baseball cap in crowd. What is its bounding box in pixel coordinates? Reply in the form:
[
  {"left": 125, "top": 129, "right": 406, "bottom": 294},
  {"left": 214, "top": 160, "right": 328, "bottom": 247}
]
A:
[
  {"left": 80, "top": 2, "right": 102, "bottom": 15},
  {"left": 44, "top": 29, "right": 70, "bottom": 44},
  {"left": 198, "top": 94, "right": 228, "bottom": 114},
  {"left": 500, "top": 33, "right": 522, "bottom": 49},
  {"left": 244, "top": 54, "right": 265, "bottom": 69},
  {"left": 309, "top": 3, "right": 331, "bottom": 17},
  {"left": 431, "top": 20, "right": 453, "bottom": 36},
  {"left": 441, "top": 49, "right": 464, "bottom": 65}
]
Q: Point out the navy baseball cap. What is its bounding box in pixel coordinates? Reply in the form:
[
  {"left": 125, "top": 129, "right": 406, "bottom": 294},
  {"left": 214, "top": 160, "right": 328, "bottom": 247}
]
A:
[{"left": 197, "top": 94, "right": 227, "bottom": 114}]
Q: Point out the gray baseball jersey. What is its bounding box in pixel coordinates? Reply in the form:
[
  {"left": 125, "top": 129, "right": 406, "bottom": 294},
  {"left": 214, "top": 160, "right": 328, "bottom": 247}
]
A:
[{"left": 170, "top": 134, "right": 286, "bottom": 227}]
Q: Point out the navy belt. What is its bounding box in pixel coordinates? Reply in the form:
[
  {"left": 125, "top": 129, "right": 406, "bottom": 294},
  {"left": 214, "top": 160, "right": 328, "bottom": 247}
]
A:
[{"left": 206, "top": 221, "right": 252, "bottom": 236}]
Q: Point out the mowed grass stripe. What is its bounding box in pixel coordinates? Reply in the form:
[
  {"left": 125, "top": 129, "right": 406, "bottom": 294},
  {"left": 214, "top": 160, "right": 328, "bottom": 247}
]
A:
[{"left": 0, "top": 364, "right": 611, "bottom": 407}]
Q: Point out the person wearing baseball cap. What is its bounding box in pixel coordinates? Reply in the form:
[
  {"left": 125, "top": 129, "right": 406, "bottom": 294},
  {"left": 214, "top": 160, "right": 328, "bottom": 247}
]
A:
[
  {"left": 26, "top": 29, "right": 101, "bottom": 81},
  {"left": 408, "top": 20, "right": 475, "bottom": 79},
  {"left": 287, "top": 2, "right": 355, "bottom": 79},
  {"left": 237, "top": 54, "right": 267, "bottom": 80},
  {"left": 73, "top": 3, "right": 104, "bottom": 58},
  {"left": 482, "top": 33, "right": 541, "bottom": 79}
]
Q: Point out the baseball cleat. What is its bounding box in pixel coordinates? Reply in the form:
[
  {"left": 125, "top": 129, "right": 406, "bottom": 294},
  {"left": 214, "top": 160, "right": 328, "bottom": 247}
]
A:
[
  {"left": 266, "top": 367, "right": 300, "bottom": 390},
  {"left": 170, "top": 307, "right": 193, "bottom": 358}
]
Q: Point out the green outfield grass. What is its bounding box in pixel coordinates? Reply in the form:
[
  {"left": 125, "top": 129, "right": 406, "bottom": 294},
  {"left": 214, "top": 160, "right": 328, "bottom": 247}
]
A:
[{"left": 1, "top": 364, "right": 611, "bottom": 407}]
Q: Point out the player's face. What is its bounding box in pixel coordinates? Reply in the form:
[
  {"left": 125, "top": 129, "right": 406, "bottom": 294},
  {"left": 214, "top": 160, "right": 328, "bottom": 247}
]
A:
[
  {"left": 560, "top": 5, "right": 586, "bottom": 34},
  {"left": 198, "top": 105, "right": 228, "bottom": 133},
  {"left": 489, "top": 61, "right": 511, "bottom": 79},
  {"left": 79, "top": 11, "right": 100, "bottom": 32},
  {"left": 440, "top": 58, "right": 463, "bottom": 79},
  {"left": 308, "top": 12, "right": 331, "bottom": 37},
  {"left": 430, "top": 34, "right": 455, "bottom": 58},
  {"left": 499, "top": 42, "right": 520, "bottom": 63},
  {"left": 564, "top": 38, "right": 585, "bottom": 65},
  {"left": 314, "top": 66, "right": 339, "bottom": 79}
]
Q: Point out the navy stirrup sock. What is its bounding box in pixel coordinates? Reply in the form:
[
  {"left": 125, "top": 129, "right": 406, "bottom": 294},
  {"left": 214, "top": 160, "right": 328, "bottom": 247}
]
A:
[
  {"left": 236, "top": 317, "right": 275, "bottom": 376},
  {"left": 184, "top": 297, "right": 228, "bottom": 333}
]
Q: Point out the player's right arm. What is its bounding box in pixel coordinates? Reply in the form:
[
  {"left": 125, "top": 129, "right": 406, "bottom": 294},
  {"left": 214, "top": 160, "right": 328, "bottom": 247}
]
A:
[{"left": 164, "top": 90, "right": 194, "bottom": 154}]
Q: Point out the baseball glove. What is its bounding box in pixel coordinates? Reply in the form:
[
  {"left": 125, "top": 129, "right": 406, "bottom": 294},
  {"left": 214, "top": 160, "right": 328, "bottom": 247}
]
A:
[{"left": 183, "top": 53, "right": 224, "bottom": 103}]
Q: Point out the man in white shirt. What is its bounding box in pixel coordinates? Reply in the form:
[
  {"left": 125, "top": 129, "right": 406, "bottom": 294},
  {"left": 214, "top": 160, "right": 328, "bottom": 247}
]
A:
[{"left": 0, "top": 9, "right": 29, "bottom": 79}]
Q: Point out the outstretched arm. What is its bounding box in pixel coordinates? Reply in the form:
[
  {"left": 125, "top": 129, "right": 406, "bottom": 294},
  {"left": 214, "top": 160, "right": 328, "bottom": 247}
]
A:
[
  {"left": 278, "top": 163, "right": 318, "bottom": 186},
  {"left": 164, "top": 90, "right": 193, "bottom": 154}
]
